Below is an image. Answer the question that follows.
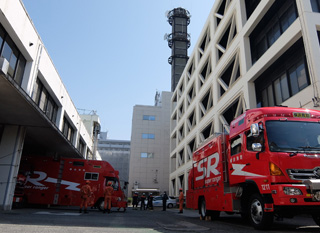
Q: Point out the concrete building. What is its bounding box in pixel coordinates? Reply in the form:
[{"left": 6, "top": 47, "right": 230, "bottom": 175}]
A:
[
  {"left": 0, "top": 0, "right": 99, "bottom": 210},
  {"left": 98, "top": 133, "right": 130, "bottom": 196},
  {"left": 169, "top": 0, "right": 320, "bottom": 196},
  {"left": 129, "top": 91, "right": 172, "bottom": 197}
]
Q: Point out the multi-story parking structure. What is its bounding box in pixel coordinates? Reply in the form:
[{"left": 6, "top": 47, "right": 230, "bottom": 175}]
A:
[{"left": 169, "top": 0, "right": 320, "bottom": 196}]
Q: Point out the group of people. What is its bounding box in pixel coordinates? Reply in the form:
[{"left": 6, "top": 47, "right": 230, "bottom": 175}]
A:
[
  {"left": 132, "top": 189, "right": 184, "bottom": 213},
  {"left": 79, "top": 180, "right": 114, "bottom": 214},
  {"left": 132, "top": 192, "right": 155, "bottom": 210},
  {"left": 79, "top": 180, "right": 184, "bottom": 214}
]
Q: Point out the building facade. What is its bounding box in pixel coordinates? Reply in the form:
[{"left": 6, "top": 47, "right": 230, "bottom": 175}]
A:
[
  {"left": 169, "top": 0, "right": 320, "bottom": 196},
  {"left": 129, "top": 91, "right": 172, "bottom": 197},
  {"left": 0, "top": 0, "right": 98, "bottom": 210},
  {"left": 98, "top": 134, "right": 130, "bottom": 196}
]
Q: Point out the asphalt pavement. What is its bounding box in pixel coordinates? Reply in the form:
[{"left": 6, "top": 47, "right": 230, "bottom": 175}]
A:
[{"left": 0, "top": 206, "right": 319, "bottom": 233}]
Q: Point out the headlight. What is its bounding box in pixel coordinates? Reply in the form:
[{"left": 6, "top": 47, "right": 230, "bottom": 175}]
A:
[{"left": 283, "top": 187, "right": 302, "bottom": 195}]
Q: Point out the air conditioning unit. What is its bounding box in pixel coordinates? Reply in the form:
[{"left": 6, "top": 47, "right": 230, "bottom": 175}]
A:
[{"left": 0, "top": 57, "right": 9, "bottom": 75}]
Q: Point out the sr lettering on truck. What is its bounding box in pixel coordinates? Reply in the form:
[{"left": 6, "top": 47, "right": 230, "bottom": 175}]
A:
[
  {"left": 195, "top": 152, "right": 220, "bottom": 182},
  {"left": 26, "top": 171, "right": 80, "bottom": 191}
]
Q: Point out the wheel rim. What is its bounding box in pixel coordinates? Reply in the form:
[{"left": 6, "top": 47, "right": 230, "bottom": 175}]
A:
[
  {"left": 99, "top": 201, "right": 105, "bottom": 210},
  {"left": 200, "top": 200, "right": 206, "bottom": 217},
  {"left": 250, "top": 199, "right": 263, "bottom": 224}
]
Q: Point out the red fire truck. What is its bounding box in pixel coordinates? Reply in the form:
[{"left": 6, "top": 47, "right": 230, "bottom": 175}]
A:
[
  {"left": 187, "top": 107, "right": 320, "bottom": 229},
  {"left": 14, "top": 156, "right": 127, "bottom": 211}
]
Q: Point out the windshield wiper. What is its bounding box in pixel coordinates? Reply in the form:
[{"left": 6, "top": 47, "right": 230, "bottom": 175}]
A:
[{"left": 289, "top": 146, "right": 320, "bottom": 157}]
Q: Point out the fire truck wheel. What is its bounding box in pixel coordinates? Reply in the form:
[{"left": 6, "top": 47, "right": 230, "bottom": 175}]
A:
[
  {"left": 199, "top": 198, "right": 206, "bottom": 220},
  {"left": 312, "top": 214, "right": 320, "bottom": 226},
  {"left": 98, "top": 200, "right": 105, "bottom": 211},
  {"left": 249, "top": 193, "right": 273, "bottom": 230}
]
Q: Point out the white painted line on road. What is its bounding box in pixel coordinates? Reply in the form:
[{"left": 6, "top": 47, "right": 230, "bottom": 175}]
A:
[{"left": 33, "top": 211, "right": 81, "bottom": 216}]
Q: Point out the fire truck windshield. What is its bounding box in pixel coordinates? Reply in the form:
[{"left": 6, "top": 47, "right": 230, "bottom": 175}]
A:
[{"left": 266, "top": 121, "right": 320, "bottom": 153}]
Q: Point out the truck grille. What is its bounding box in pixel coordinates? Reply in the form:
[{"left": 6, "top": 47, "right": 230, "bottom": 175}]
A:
[{"left": 287, "top": 168, "right": 320, "bottom": 180}]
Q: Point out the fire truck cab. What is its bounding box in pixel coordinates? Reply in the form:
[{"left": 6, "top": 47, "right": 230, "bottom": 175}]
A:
[{"left": 187, "top": 107, "right": 320, "bottom": 229}]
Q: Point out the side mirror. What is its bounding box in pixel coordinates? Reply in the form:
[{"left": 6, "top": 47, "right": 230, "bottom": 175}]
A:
[
  {"left": 250, "top": 123, "right": 260, "bottom": 137},
  {"left": 252, "top": 143, "right": 262, "bottom": 152}
]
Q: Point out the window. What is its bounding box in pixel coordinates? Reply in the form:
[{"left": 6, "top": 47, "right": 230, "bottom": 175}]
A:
[
  {"left": 288, "top": 60, "right": 308, "bottom": 96},
  {"left": 311, "top": 0, "right": 320, "bottom": 12},
  {"left": 0, "top": 24, "right": 26, "bottom": 85},
  {"left": 250, "top": 0, "right": 297, "bottom": 63},
  {"left": 62, "top": 117, "right": 75, "bottom": 143},
  {"left": 255, "top": 39, "right": 310, "bottom": 107},
  {"left": 142, "top": 133, "right": 155, "bottom": 139},
  {"left": 78, "top": 138, "right": 85, "bottom": 155},
  {"left": 245, "top": 0, "right": 260, "bottom": 20},
  {"left": 246, "top": 131, "right": 264, "bottom": 151},
  {"left": 84, "top": 172, "right": 99, "bottom": 181},
  {"left": 143, "top": 115, "right": 155, "bottom": 121},
  {"left": 73, "top": 161, "right": 84, "bottom": 166},
  {"left": 32, "top": 78, "right": 58, "bottom": 123},
  {"left": 140, "top": 152, "right": 154, "bottom": 158},
  {"left": 231, "top": 136, "right": 242, "bottom": 156}
]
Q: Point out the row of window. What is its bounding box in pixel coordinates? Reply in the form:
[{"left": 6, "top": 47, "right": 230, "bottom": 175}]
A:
[
  {"left": 32, "top": 78, "right": 59, "bottom": 123},
  {"left": 142, "top": 133, "right": 155, "bottom": 139},
  {"left": 140, "top": 152, "right": 154, "bottom": 158},
  {"left": 261, "top": 58, "right": 309, "bottom": 107},
  {"left": 62, "top": 117, "right": 75, "bottom": 143},
  {"left": 251, "top": 0, "right": 297, "bottom": 64},
  {"left": 143, "top": 115, "right": 155, "bottom": 121},
  {"left": 0, "top": 24, "right": 26, "bottom": 85},
  {"left": 256, "top": 39, "right": 310, "bottom": 107}
]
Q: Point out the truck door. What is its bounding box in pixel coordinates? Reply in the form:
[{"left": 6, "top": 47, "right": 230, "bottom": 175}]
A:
[{"left": 229, "top": 131, "right": 268, "bottom": 185}]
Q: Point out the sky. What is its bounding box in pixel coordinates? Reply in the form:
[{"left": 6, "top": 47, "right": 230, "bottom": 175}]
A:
[{"left": 22, "top": 0, "right": 215, "bottom": 140}]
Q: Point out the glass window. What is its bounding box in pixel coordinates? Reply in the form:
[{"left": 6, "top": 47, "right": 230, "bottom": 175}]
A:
[
  {"left": 262, "top": 89, "right": 268, "bottom": 107},
  {"left": 143, "top": 115, "right": 155, "bottom": 121},
  {"left": 14, "top": 56, "right": 26, "bottom": 86},
  {"left": 140, "top": 152, "right": 154, "bottom": 158},
  {"left": 280, "top": 4, "right": 297, "bottom": 31},
  {"left": 289, "top": 60, "right": 308, "bottom": 96},
  {"left": 2, "top": 37, "right": 18, "bottom": 78},
  {"left": 274, "top": 73, "right": 290, "bottom": 105},
  {"left": 85, "top": 172, "right": 99, "bottom": 181},
  {"left": 267, "top": 85, "right": 274, "bottom": 106},
  {"left": 231, "top": 135, "right": 242, "bottom": 156},
  {"left": 267, "top": 23, "right": 281, "bottom": 47},
  {"left": 142, "top": 133, "right": 155, "bottom": 139},
  {"left": 0, "top": 24, "right": 26, "bottom": 86},
  {"left": 280, "top": 74, "right": 290, "bottom": 101},
  {"left": 296, "top": 60, "right": 308, "bottom": 90},
  {"left": 39, "top": 89, "right": 48, "bottom": 112},
  {"left": 311, "top": 0, "right": 320, "bottom": 12}
]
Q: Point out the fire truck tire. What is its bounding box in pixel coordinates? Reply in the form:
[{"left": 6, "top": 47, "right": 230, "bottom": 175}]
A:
[
  {"left": 249, "top": 193, "right": 273, "bottom": 229},
  {"left": 199, "top": 198, "right": 206, "bottom": 220},
  {"left": 98, "top": 199, "right": 105, "bottom": 211},
  {"left": 312, "top": 214, "right": 320, "bottom": 226}
]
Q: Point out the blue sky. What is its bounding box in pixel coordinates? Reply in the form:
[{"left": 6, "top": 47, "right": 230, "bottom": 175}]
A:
[{"left": 22, "top": 0, "right": 215, "bottom": 140}]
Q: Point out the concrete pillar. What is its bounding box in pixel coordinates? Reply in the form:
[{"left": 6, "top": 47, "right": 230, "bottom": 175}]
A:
[{"left": 0, "top": 125, "right": 26, "bottom": 210}]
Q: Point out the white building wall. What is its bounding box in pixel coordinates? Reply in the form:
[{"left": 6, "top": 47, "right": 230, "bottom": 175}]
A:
[
  {"left": 0, "top": 0, "right": 93, "bottom": 152},
  {"left": 169, "top": 0, "right": 320, "bottom": 196},
  {"left": 129, "top": 91, "right": 172, "bottom": 197}
]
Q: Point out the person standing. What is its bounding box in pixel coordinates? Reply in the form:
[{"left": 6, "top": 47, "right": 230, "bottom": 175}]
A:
[
  {"left": 162, "top": 191, "right": 168, "bottom": 211},
  {"left": 132, "top": 192, "right": 139, "bottom": 210},
  {"left": 140, "top": 193, "right": 146, "bottom": 210},
  {"left": 79, "top": 180, "right": 92, "bottom": 213},
  {"left": 103, "top": 181, "right": 114, "bottom": 213},
  {"left": 178, "top": 188, "right": 184, "bottom": 213},
  {"left": 147, "top": 193, "right": 154, "bottom": 210}
]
